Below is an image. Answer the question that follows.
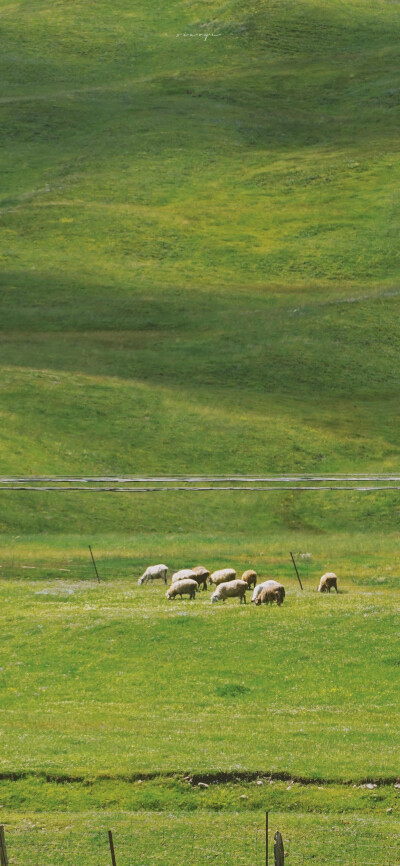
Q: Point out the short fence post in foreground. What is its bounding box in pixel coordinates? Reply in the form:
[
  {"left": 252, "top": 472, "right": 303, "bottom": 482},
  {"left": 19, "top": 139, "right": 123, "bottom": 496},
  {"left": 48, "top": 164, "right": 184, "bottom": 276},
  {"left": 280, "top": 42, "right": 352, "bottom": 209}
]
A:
[
  {"left": 274, "top": 830, "right": 284, "bottom": 866},
  {"left": 89, "top": 545, "right": 101, "bottom": 583},
  {"left": 108, "top": 829, "right": 117, "bottom": 866},
  {"left": 265, "top": 811, "right": 269, "bottom": 866},
  {"left": 0, "top": 826, "right": 9, "bottom": 866}
]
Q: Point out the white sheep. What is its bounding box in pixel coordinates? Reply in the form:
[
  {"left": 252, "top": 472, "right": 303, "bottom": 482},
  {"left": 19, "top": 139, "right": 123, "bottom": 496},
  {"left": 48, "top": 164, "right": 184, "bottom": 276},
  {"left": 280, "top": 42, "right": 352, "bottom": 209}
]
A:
[
  {"left": 166, "top": 578, "right": 198, "bottom": 600},
  {"left": 211, "top": 579, "right": 248, "bottom": 604},
  {"left": 209, "top": 568, "right": 236, "bottom": 587},
  {"left": 171, "top": 569, "right": 198, "bottom": 584},
  {"left": 138, "top": 564, "right": 168, "bottom": 585},
  {"left": 318, "top": 572, "right": 338, "bottom": 593},
  {"left": 251, "top": 580, "right": 282, "bottom": 603}
]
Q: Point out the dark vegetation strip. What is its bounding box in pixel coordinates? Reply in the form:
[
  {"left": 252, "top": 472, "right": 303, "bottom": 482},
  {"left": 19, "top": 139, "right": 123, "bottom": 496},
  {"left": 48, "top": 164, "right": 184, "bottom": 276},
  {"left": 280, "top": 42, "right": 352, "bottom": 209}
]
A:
[{"left": 0, "top": 770, "right": 398, "bottom": 787}]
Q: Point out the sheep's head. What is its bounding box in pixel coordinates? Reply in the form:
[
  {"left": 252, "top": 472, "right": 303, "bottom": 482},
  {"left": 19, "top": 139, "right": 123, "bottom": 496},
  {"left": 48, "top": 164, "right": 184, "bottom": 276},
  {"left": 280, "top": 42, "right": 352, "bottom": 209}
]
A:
[{"left": 211, "top": 592, "right": 220, "bottom": 603}]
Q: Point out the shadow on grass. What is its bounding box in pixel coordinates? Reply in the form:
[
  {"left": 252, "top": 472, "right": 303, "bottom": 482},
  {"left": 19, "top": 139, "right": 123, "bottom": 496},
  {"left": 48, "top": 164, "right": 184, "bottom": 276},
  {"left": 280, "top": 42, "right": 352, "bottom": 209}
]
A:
[
  {"left": 2, "top": 0, "right": 400, "bottom": 165},
  {"left": 2, "top": 269, "right": 400, "bottom": 409}
]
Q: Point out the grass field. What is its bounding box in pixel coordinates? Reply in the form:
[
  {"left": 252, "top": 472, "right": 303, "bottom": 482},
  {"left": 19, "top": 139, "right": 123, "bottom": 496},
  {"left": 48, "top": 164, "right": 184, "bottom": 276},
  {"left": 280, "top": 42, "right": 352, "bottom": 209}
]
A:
[
  {"left": 2, "top": 534, "right": 400, "bottom": 781},
  {"left": 1, "top": 538, "right": 400, "bottom": 861},
  {"left": 2, "top": 0, "right": 400, "bottom": 859},
  {"left": 3, "top": 808, "right": 400, "bottom": 866}
]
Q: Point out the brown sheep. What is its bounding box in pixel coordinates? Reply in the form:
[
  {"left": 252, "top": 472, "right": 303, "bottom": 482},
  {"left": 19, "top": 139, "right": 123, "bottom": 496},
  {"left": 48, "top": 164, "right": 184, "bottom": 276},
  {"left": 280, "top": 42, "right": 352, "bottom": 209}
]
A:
[
  {"left": 254, "top": 584, "right": 285, "bottom": 606},
  {"left": 251, "top": 579, "right": 282, "bottom": 603},
  {"left": 241, "top": 569, "right": 257, "bottom": 590},
  {"left": 318, "top": 572, "right": 338, "bottom": 593},
  {"left": 191, "top": 566, "right": 210, "bottom": 591}
]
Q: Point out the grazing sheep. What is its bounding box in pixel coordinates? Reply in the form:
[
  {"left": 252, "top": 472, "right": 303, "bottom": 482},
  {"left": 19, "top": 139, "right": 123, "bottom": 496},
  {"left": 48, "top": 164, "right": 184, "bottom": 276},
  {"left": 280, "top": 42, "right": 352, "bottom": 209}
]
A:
[
  {"left": 241, "top": 569, "right": 257, "bottom": 590},
  {"left": 318, "top": 572, "right": 338, "bottom": 593},
  {"left": 171, "top": 568, "right": 198, "bottom": 584},
  {"left": 166, "top": 578, "right": 198, "bottom": 600},
  {"left": 138, "top": 564, "right": 168, "bottom": 585},
  {"left": 211, "top": 579, "right": 248, "bottom": 604},
  {"left": 209, "top": 568, "right": 236, "bottom": 587},
  {"left": 251, "top": 580, "right": 282, "bottom": 603},
  {"left": 191, "top": 566, "right": 210, "bottom": 590},
  {"left": 254, "top": 584, "right": 285, "bottom": 606}
]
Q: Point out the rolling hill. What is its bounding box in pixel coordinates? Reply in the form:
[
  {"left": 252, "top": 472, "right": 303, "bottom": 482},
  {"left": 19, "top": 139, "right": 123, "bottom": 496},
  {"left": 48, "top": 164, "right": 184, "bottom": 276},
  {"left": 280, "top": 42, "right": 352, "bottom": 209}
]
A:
[{"left": 1, "top": 0, "right": 400, "bottom": 533}]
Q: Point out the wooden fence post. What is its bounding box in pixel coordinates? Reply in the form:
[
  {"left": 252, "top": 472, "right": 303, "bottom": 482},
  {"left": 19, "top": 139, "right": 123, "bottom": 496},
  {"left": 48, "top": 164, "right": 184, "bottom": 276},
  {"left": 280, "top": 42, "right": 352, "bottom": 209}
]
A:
[
  {"left": 89, "top": 545, "right": 101, "bottom": 582},
  {"left": 108, "top": 829, "right": 117, "bottom": 866},
  {"left": 265, "top": 811, "right": 269, "bottom": 866},
  {"left": 290, "top": 551, "right": 304, "bottom": 590},
  {"left": 0, "top": 826, "right": 9, "bottom": 866},
  {"left": 274, "top": 830, "right": 284, "bottom": 866}
]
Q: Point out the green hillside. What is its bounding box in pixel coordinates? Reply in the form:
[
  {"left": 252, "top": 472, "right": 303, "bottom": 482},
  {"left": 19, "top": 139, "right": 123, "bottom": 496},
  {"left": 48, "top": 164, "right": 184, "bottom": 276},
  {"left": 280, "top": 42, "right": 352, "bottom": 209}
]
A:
[
  {"left": 2, "top": 5, "right": 400, "bottom": 856},
  {"left": 1, "top": 0, "right": 400, "bottom": 533}
]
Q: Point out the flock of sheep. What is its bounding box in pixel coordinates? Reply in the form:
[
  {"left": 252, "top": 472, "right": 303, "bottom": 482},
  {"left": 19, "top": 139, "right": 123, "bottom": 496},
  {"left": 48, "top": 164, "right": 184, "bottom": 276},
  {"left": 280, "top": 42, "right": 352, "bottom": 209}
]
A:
[{"left": 137, "top": 564, "right": 338, "bottom": 604}]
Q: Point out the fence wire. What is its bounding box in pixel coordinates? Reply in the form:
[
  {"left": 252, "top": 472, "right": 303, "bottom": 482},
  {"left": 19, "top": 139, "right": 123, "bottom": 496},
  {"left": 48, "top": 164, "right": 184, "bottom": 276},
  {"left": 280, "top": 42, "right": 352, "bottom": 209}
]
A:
[
  {"left": 2, "top": 475, "right": 400, "bottom": 493},
  {"left": 3, "top": 817, "right": 400, "bottom": 866}
]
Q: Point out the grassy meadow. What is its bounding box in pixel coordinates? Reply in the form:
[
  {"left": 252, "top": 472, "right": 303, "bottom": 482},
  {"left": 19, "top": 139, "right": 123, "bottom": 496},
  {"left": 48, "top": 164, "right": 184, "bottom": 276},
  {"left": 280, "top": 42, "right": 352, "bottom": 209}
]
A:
[
  {"left": 1, "top": 542, "right": 400, "bottom": 780},
  {"left": 2, "top": 0, "right": 400, "bottom": 531},
  {"left": 3, "top": 808, "right": 400, "bottom": 866},
  {"left": 1, "top": 540, "right": 400, "bottom": 861},
  {"left": 2, "top": 0, "right": 400, "bottom": 859}
]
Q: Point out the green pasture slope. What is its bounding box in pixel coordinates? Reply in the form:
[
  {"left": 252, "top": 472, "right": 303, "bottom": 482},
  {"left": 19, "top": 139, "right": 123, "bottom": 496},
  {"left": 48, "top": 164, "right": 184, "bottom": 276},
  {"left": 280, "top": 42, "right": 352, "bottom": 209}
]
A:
[
  {"left": 1, "top": 0, "right": 400, "bottom": 860},
  {"left": 2, "top": 0, "right": 400, "bottom": 534}
]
